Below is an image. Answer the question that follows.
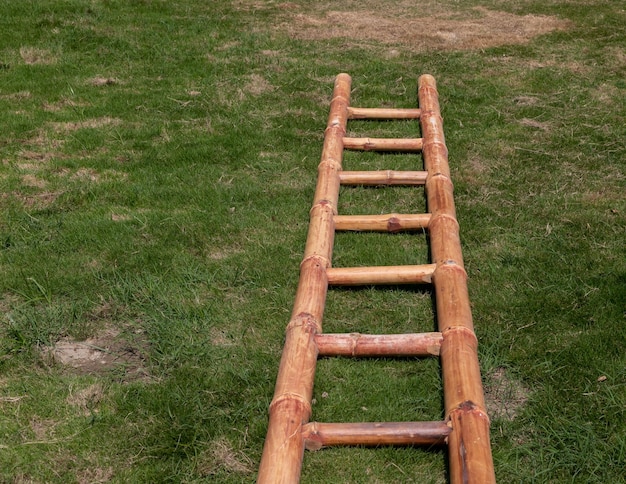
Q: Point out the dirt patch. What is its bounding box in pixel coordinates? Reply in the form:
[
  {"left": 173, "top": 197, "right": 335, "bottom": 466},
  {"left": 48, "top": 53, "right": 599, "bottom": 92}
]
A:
[
  {"left": 484, "top": 367, "right": 530, "bottom": 421},
  {"left": 42, "top": 327, "right": 151, "bottom": 382},
  {"left": 281, "top": 6, "right": 571, "bottom": 51}
]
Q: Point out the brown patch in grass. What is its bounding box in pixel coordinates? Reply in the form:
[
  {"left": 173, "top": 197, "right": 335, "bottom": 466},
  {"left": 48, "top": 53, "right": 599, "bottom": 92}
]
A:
[
  {"left": 519, "top": 118, "right": 551, "bottom": 132},
  {"left": 87, "top": 76, "right": 119, "bottom": 87},
  {"left": 66, "top": 383, "right": 105, "bottom": 416},
  {"left": 49, "top": 116, "right": 122, "bottom": 132},
  {"left": 18, "top": 190, "right": 64, "bottom": 209},
  {"left": 244, "top": 74, "right": 275, "bottom": 96},
  {"left": 71, "top": 168, "right": 100, "bottom": 182},
  {"left": 209, "top": 328, "right": 235, "bottom": 347},
  {"left": 282, "top": 6, "right": 571, "bottom": 51},
  {"left": 513, "top": 96, "right": 540, "bottom": 106},
  {"left": 484, "top": 367, "right": 530, "bottom": 421},
  {"left": 0, "top": 91, "right": 32, "bottom": 101},
  {"left": 20, "top": 47, "right": 57, "bottom": 65},
  {"left": 18, "top": 150, "right": 55, "bottom": 165},
  {"left": 42, "top": 98, "right": 90, "bottom": 113},
  {"left": 21, "top": 174, "right": 47, "bottom": 188},
  {"left": 75, "top": 467, "right": 114, "bottom": 484},
  {"left": 111, "top": 213, "right": 132, "bottom": 222},
  {"left": 197, "top": 437, "right": 253, "bottom": 476},
  {"left": 42, "top": 327, "right": 151, "bottom": 382},
  {"left": 29, "top": 416, "right": 58, "bottom": 441}
]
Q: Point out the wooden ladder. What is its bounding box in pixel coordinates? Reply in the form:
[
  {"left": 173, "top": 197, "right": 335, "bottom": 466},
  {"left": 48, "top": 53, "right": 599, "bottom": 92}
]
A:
[{"left": 258, "top": 74, "right": 495, "bottom": 483}]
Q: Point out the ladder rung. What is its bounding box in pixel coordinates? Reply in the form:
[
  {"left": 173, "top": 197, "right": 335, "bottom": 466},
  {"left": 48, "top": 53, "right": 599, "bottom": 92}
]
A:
[
  {"left": 343, "top": 137, "right": 423, "bottom": 151},
  {"left": 348, "top": 107, "right": 422, "bottom": 120},
  {"left": 339, "top": 170, "right": 427, "bottom": 186},
  {"left": 334, "top": 213, "right": 430, "bottom": 232},
  {"left": 315, "top": 332, "right": 442, "bottom": 357},
  {"left": 302, "top": 421, "right": 451, "bottom": 450},
  {"left": 327, "top": 264, "right": 435, "bottom": 286}
]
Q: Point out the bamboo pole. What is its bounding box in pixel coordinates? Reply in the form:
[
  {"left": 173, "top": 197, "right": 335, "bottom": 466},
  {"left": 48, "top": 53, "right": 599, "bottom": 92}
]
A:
[
  {"left": 348, "top": 107, "right": 421, "bottom": 119},
  {"left": 339, "top": 170, "right": 427, "bottom": 186},
  {"left": 302, "top": 421, "right": 451, "bottom": 450},
  {"left": 315, "top": 332, "right": 442, "bottom": 357},
  {"left": 327, "top": 263, "right": 436, "bottom": 286},
  {"left": 334, "top": 213, "right": 431, "bottom": 232},
  {"left": 343, "top": 137, "right": 423, "bottom": 151},
  {"left": 257, "top": 73, "right": 352, "bottom": 484},
  {"left": 418, "top": 74, "right": 495, "bottom": 484}
]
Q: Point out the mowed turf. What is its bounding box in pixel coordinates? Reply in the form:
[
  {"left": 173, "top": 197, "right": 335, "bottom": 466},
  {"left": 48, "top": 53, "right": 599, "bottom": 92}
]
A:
[{"left": 0, "top": 1, "right": 624, "bottom": 482}]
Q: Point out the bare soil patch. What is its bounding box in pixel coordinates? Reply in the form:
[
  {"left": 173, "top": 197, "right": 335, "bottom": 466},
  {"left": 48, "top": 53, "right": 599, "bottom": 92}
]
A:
[
  {"left": 280, "top": 6, "right": 571, "bottom": 51},
  {"left": 43, "top": 327, "right": 151, "bottom": 382},
  {"left": 484, "top": 367, "right": 530, "bottom": 421}
]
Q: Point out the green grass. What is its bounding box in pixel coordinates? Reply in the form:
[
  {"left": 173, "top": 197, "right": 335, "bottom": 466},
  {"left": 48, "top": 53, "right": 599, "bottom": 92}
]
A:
[{"left": 1, "top": 0, "right": 625, "bottom": 482}]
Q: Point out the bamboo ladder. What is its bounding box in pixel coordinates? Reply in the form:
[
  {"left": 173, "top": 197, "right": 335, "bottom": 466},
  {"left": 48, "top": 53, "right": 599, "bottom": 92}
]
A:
[{"left": 258, "top": 74, "right": 496, "bottom": 483}]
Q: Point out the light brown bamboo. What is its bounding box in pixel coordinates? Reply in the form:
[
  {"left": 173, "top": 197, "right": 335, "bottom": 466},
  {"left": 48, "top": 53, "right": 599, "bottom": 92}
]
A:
[
  {"left": 348, "top": 107, "right": 421, "bottom": 119},
  {"left": 334, "top": 213, "right": 430, "bottom": 232},
  {"left": 257, "top": 73, "right": 352, "bottom": 484},
  {"left": 326, "top": 263, "right": 436, "bottom": 286},
  {"left": 315, "top": 332, "right": 442, "bottom": 357},
  {"left": 343, "top": 137, "right": 423, "bottom": 151},
  {"left": 302, "top": 421, "right": 451, "bottom": 450},
  {"left": 418, "top": 74, "right": 495, "bottom": 484},
  {"left": 339, "top": 170, "right": 427, "bottom": 186}
]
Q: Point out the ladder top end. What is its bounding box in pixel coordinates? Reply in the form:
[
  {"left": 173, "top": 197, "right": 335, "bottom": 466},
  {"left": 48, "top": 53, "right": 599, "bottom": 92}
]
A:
[
  {"left": 418, "top": 74, "right": 437, "bottom": 89},
  {"left": 336, "top": 73, "right": 352, "bottom": 83}
]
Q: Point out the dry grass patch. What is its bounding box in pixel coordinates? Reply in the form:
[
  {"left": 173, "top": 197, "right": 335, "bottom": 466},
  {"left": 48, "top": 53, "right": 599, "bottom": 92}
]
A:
[
  {"left": 280, "top": 6, "right": 571, "bottom": 51},
  {"left": 197, "top": 437, "right": 253, "bottom": 476},
  {"left": 19, "top": 47, "right": 57, "bottom": 65},
  {"left": 244, "top": 73, "right": 276, "bottom": 96},
  {"left": 0, "top": 91, "right": 32, "bottom": 101},
  {"left": 17, "top": 190, "right": 64, "bottom": 210},
  {"left": 21, "top": 174, "right": 47, "bottom": 188},
  {"left": 42, "top": 98, "right": 90, "bottom": 113},
  {"left": 87, "top": 76, "right": 119, "bottom": 87},
  {"left": 518, "top": 118, "right": 551, "bottom": 132},
  {"left": 75, "top": 467, "right": 114, "bottom": 484},
  {"left": 66, "top": 382, "right": 106, "bottom": 416},
  {"left": 29, "top": 416, "right": 59, "bottom": 442},
  {"left": 49, "top": 117, "right": 122, "bottom": 133}
]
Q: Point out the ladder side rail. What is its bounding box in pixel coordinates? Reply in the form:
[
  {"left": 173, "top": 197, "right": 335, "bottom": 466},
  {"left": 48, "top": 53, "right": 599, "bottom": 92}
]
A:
[
  {"left": 418, "top": 75, "right": 496, "bottom": 484},
  {"left": 257, "top": 73, "right": 352, "bottom": 483}
]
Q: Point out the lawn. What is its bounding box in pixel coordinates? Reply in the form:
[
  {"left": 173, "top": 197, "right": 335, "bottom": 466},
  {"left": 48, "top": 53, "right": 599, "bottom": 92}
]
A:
[{"left": 0, "top": 0, "right": 624, "bottom": 482}]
